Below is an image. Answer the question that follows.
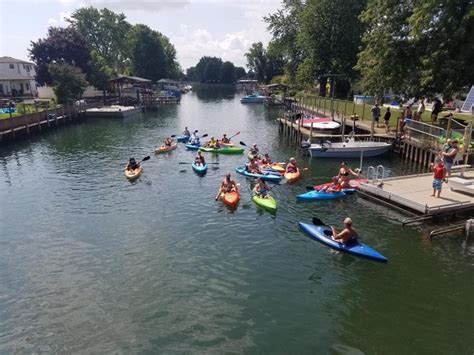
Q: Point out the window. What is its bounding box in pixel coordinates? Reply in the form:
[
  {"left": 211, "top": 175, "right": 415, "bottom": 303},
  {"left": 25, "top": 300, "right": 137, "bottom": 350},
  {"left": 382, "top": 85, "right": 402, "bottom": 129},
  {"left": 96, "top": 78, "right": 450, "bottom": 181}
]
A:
[
  {"left": 26, "top": 65, "right": 30, "bottom": 72},
  {"left": 9, "top": 64, "right": 14, "bottom": 69},
  {"left": 26, "top": 83, "right": 29, "bottom": 91}
]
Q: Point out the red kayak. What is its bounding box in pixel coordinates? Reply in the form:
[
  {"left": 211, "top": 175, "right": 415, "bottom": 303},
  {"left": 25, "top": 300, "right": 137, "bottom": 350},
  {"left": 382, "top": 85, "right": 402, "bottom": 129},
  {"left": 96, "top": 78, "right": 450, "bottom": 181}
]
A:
[{"left": 314, "top": 178, "right": 368, "bottom": 191}]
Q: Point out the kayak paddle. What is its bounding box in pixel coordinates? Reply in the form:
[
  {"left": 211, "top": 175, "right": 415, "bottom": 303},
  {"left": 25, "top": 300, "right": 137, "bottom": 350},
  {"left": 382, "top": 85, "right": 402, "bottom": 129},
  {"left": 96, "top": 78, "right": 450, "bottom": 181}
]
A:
[
  {"left": 312, "top": 217, "right": 327, "bottom": 226},
  {"left": 228, "top": 131, "right": 241, "bottom": 140},
  {"left": 306, "top": 186, "right": 316, "bottom": 190},
  {"left": 139, "top": 156, "right": 151, "bottom": 163},
  {"left": 239, "top": 141, "right": 247, "bottom": 147},
  {"left": 179, "top": 162, "right": 219, "bottom": 165}
]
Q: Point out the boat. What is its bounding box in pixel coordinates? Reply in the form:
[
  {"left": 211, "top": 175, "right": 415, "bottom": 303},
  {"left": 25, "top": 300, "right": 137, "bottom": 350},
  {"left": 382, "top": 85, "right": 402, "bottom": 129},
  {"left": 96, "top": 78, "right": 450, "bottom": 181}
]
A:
[
  {"left": 296, "top": 116, "right": 341, "bottom": 132},
  {"left": 252, "top": 194, "right": 277, "bottom": 212},
  {"left": 297, "top": 190, "right": 352, "bottom": 201},
  {"left": 124, "top": 166, "right": 143, "bottom": 181},
  {"left": 240, "top": 93, "right": 266, "bottom": 103},
  {"left": 176, "top": 135, "right": 190, "bottom": 143},
  {"left": 235, "top": 166, "right": 282, "bottom": 183},
  {"left": 154, "top": 143, "right": 177, "bottom": 154},
  {"left": 313, "top": 178, "right": 368, "bottom": 191},
  {"left": 199, "top": 146, "right": 244, "bottom": 154},
  {"left": 309, "top": 138, "right": 392, "bottom": 158},
  {"left": 192, "top": 162, "right": 208, "bottom": 175},
  {"left": 185, "top": 143, "right": 201, "bottom": 150},
  {"left": 284, "top": 168, "right": 301, "bottom": 183},
  {"left": 298, "top": 222, "right": 387, "bottom": 263},
  {"left": 262, "top": 163, "right": 285, "bottom": 174},
  {"left": 221, "top": 189, "right": 240, "bottom": 207}
]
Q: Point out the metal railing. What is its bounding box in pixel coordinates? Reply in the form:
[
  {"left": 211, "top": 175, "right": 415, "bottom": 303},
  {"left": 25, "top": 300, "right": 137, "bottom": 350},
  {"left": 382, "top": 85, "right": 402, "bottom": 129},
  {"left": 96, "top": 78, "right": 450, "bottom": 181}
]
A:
[{"left": 403, "top": 119, "right": 445, "bottom": 150}]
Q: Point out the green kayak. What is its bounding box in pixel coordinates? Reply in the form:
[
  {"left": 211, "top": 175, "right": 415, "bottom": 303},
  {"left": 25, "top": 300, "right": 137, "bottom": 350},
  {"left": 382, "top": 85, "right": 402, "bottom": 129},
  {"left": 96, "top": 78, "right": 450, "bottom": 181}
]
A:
[
  {"left": 199, "top": 146, "right": 244, "bottom": 154},
  {"left": 252, "top": 194, "right": 277, "bottom": 212}
]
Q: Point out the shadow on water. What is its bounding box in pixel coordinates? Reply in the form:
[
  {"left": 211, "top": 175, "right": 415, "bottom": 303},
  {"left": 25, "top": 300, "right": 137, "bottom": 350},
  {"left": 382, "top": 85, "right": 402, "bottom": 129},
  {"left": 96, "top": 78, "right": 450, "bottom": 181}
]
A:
[{"left": 193, "top": 84, "right": 236, "bottom": 102}]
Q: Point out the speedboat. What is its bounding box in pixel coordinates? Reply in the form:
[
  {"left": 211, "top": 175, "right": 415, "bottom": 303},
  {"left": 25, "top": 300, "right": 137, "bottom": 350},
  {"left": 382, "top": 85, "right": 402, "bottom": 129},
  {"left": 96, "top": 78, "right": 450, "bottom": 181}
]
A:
[
  {"left": 296, "top": 116, "right": 341, "bottom": 133},
  {"left": 309, "top": 137, "right": 392, "bottom": 158},
  {"left": 240, "top": 93, "right": 266, "bottom": 103}
]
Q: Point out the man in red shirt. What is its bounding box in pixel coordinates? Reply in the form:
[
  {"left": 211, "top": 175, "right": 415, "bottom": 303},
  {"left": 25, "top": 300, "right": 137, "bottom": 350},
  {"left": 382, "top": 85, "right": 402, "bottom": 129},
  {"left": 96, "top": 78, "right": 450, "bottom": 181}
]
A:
[{"left": 431, "top": 159, "right": 446, "bottom": 198}]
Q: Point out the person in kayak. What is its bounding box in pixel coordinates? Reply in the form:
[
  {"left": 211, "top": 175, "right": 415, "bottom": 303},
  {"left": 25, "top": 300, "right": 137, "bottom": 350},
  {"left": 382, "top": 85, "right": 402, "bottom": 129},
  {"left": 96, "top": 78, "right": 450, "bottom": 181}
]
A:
[
  {"left": 195, "top": 151, "right": 205, "bottom": 166},
  {"left": 246, "top": 157, "right": 261, "bottom": 174},
  {"left": 206, "top": 136, "right": 219, "bottom": 148},
  {"left": 285, "top": 158, "right": 298, "bottom": 173},
  {"left": 163, "top": 137, "right": 173, "bottom": 147},
  {"left": 331, "top": 217, "right": 358, "bottom": 244},
  {"left": 215, "top": 173, "right": 237, "bottom": 200},
  {"left": 260, "top": 153, "right": 272, "bottom": 165},
  {"left": 126, "top": 158, "right": 140, "bottom": 171},
  {"left": 221, "top": 134, "right": 230, "bottom": 144},
  {"left": 249, "top": 144, "right": 259, "bottom": 158},
  {"left": 183, "top": 127, "right": 191, "bottom": 136},
  {"left": 252, "top": 178, "right": 270, "bottom": 198},
  {"left": 337, "top": 162, "right": 359, "bottom": 188},
  {"left": 320, "top": 176, "right": 342, "bottom": 193},
  {"left": 189, "top": 131, "right": 200, "bottom": 145},
  {"left": 430, "top": 158, "right": 446, "bottom": 198}
]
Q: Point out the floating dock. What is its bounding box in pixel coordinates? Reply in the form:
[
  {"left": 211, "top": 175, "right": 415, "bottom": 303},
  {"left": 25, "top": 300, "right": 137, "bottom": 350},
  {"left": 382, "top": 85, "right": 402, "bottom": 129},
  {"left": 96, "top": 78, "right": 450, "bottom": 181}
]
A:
[
  {"left": 359, "top": 169, "right": 474, "bottom": 215},
  {"left": 85, "top": 105, "right": 141, "bottom": 118}
]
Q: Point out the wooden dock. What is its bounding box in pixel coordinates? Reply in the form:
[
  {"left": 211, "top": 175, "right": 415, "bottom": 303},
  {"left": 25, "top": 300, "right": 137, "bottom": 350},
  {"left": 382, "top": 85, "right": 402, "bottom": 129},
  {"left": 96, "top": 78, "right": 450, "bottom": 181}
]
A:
[{"left": 358, "top": 169, "right": 474, "bottom": 215}]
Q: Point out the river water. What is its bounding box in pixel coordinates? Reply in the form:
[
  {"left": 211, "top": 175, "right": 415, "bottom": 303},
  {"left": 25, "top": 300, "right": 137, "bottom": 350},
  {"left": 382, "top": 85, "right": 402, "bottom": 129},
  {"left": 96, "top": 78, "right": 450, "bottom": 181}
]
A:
[{"left": 1, "top": 86, "right": 473, "bottom": 354}]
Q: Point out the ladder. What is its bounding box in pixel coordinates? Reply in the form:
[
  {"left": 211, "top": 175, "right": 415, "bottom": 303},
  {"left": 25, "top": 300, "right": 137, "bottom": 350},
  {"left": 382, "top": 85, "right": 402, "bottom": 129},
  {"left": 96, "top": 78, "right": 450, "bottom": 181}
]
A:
[{"left": 367, "top": 165, "right": 385, "bottom": 185}]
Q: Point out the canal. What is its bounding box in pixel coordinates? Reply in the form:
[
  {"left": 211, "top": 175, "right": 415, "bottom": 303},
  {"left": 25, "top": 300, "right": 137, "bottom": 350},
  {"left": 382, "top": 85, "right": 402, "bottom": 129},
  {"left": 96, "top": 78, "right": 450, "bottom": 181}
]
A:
[{"left": 1, "top": 86, "right": 473, "bottom": 353}]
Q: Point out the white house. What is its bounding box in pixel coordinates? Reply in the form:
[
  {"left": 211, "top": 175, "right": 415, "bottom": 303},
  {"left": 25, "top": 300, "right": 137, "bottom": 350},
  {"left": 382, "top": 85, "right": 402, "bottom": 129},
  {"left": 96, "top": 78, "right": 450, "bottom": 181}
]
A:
[{"left": 0, "top": 56, "right": 37, "bottom": 97}]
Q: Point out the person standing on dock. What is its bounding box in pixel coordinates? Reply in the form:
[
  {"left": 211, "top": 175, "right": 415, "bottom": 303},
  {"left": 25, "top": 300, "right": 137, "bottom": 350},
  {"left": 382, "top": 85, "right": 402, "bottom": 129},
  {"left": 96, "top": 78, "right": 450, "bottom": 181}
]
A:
[
  {"left": 431, "top": 98, "right": 442, "bottom": 123},
  {"left": 430, "top": 159, "right": 446, "bottom": 198},
  {"left": 371, "top": 103, "right": 381, "bottom": 128},
  {"left": 383, "top": 107, "right": 391, "bottom": 133},
  {"left": 441, "top": 139, "right": 458, "bottom": 177}
]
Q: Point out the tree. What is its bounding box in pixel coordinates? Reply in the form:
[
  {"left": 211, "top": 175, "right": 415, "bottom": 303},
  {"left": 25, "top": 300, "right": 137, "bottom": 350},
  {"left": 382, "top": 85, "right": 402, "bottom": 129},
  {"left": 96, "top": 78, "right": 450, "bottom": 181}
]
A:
[
  {"left": 29, "top": 27, "right": 92, "bottom": 85},
  {"left": 203, "top": 59, "right": 221, "bottom": 82},
  {"left": 68, "top": 7, "right": 130, "bottom": 71},
  {"left": 220, "top": 61, "right": 235, "bottom": 83},
  {"left": 49, "top": 63, "right": 88, "bottom": 104},
  {"left": 234, "top": 66, "right": 246, "bottom": 80},
  {"left": 245, "top": 42, "right": 283, "bottom": 83},
  {"left": 297, "top": 0, "right": 366, "bottom": 95}
]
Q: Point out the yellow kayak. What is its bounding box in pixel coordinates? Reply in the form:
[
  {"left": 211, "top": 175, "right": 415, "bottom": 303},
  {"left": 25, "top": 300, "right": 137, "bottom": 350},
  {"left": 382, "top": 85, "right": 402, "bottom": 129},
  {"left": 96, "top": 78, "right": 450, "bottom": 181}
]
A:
[
  {"left": 284, "top": 168, "right": 301, "bottom": 183},
  {"left": 124, "top": 166, "right": 143, "bottom": 180},
  {"left": 154, "top": 143, "right": 177, "bottom": 154}
]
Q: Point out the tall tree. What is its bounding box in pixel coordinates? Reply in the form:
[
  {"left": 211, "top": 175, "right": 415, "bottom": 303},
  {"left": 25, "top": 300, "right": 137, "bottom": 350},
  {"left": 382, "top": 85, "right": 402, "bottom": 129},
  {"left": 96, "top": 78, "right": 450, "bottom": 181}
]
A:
[
  {"left": 220, "top": 61, "right": 235, "bottom": 83},
  {"left": 234, "top": 66, "right": 246, "bottom": 80},
  {"left": 29, "top": 27, "right": 92, "bottom": 85},
  {"left": 203, "top": 58, "right": 222, "bottom": 82},
  {"left": 49, "top": 63, "right": 88, "bottom": 104},
  {"left": 245, "top": 42, "right": 269, "bottom": 83},
  {"left": 68, "top": 7, "right": 130, "bottom": 71}
]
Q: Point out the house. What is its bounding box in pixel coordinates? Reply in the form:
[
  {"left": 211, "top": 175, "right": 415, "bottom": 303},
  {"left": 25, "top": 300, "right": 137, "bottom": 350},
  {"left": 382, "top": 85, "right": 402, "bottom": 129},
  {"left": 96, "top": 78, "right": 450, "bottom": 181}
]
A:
[{"left": 0, "top": 56, "right": 37, "bottom": 97}]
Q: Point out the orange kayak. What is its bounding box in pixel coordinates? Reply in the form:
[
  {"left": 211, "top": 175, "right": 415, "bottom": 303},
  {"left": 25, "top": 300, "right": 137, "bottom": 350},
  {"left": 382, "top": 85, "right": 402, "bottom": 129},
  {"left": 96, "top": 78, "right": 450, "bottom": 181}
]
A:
[
  {"left": 155, "top": 143, "right": 177, "bottom": 154},
  {"left": 221, "top": 188, "right": 240, "bottom": 207},
  {"left": 124, "top": 166, "right": 143, "bottom": 180},
  {"left": 284, "top": 168, "right": 301, "bottom": 183}
]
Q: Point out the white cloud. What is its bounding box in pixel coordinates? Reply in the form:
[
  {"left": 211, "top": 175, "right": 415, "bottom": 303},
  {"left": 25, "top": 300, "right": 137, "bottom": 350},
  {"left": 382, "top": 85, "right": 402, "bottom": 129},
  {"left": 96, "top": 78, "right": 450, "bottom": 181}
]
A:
[
  {"left": 47, "top": 18, "right": 58, "bottom": 25},
  {"left": 46, "top": 11, "right": 72, "bottom": 27},
  {"left": 76, "top": 0, "right": 190, "bottom": 12}
]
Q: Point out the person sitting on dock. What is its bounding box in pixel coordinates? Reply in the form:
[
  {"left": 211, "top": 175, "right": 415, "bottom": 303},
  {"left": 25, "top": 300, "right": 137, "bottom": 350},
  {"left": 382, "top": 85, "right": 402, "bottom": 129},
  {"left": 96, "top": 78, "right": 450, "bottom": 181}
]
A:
[
  {"left": 215, "top": 173, "right": 237, "bottom": 200},
  {"left": 286, "top": 158, "right": 298, "bottom": 173},
  {"left": 331, "top": 217, "right": 358, "bottom": 244},
  {"left": 221, "top": 134, "right": 230, "bottom": 144},
  {"left": 183, "top": 127, "right": 191, "bottom": 136},
  {"left": 247, "top": 157, "right": 261, "bottom": 174},
  {"left": 252, "top": 178, "right": 270, "bottom": 198},
  {"left": 163, "top": 137, "right": 173, "bottom": 147},
  {"left": 126, "top": 158, "right": 140, "bottom": 171},
  {"left": 430, "top": 158, "right": 446, "bottom": 198},
  {"left": 337, "top": 162, "right": 359, "bottom": 188},
  {"left": 441, "top": 139, "right": 458, "bottom": 177},
  {"left": 195, "top": 151, "right": 205, "bottom": 166}
]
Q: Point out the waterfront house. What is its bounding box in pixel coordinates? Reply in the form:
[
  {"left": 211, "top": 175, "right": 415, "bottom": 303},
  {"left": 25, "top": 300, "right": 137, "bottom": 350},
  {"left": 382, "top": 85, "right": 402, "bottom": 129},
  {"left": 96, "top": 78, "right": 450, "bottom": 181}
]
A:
[{"left": 0, "top": 56, "right": 37, "bottom": 97}]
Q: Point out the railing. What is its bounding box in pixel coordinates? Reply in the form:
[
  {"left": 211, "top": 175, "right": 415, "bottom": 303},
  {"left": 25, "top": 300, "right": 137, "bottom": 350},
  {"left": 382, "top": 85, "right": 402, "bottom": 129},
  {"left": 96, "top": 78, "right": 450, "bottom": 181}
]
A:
[{"left": 403, "top": 119, "right": 445, "bottom": 150}]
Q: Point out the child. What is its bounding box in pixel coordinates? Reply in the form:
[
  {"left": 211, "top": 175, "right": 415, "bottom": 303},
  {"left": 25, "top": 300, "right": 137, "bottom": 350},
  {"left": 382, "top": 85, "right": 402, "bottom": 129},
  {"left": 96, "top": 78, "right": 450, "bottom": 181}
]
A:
[
  {"left": 252, "top": 178, "right": 270, "bottom": 198},
  {"left": 430, "top": 159, "right": 446, "bottom": 198}
]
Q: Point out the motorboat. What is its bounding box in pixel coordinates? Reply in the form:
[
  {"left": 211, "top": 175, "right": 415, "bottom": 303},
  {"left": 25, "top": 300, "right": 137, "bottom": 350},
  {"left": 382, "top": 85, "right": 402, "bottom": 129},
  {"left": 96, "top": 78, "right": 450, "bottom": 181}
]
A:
[
  {"left": 309, "top": 137, "right": 392, "bottom": 158},
  {"left": 240, "top": 93, "right": 266, "bottom": 103}
]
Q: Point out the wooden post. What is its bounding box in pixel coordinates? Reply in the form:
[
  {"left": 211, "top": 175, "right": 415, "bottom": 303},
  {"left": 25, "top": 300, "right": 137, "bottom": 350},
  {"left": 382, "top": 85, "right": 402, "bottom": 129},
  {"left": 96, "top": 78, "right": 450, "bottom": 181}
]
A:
[
  {"left": 310, "top": 121, "right": 313, "bottom": 143},
  {"left": 36, "top": 102, "right": 41, "bottom": 132},
  {"left": 446, "top": 115, "right": 453, "bottom": 140},
  {"left": 46, "top": 108, "right": 50, "bottom": 127},
  {"left": 361, "top": 96, "right": 366, "bottom": 122}
]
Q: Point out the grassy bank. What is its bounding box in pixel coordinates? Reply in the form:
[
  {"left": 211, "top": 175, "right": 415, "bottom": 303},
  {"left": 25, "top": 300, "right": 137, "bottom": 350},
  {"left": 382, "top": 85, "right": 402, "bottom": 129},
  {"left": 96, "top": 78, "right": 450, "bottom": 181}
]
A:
[{"left": 0, "top": 101, "right": 55, "bottom": 120}]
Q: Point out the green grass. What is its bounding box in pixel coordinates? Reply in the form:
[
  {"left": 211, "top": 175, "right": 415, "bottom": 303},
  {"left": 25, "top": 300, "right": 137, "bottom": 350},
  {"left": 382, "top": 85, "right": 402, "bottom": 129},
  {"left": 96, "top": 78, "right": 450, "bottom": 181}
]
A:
[{"left": 0, "top": 100, "right": 55, "bottom": 120}]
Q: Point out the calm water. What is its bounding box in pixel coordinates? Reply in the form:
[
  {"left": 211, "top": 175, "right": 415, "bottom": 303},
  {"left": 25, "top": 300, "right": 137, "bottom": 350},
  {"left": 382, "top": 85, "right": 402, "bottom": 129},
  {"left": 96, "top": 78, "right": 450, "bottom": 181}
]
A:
[{"left": 1, "top": 86, "right": 473, "bottom": 354}]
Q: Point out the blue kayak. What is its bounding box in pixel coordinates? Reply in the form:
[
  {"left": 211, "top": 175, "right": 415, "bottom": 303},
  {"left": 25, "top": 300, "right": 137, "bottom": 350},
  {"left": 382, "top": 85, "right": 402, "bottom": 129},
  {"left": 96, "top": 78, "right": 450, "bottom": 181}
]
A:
[
  {"left": 235, "top": 166, "right": 282, "bottom": 182},
  {"left": 192, "top": 162, "right": 208, "bottom": 175},
  {"left": 177, "top": 135, "right": 190, "bottom": 143},
  {"left": 298, "top": 222, "right": 387, "bottom": 263},
  {"left": 297, "top": 189, "right": 355, "bottom": 201},
  {"left": 186, "top": 143, "right": 201, "bottom": 150}
]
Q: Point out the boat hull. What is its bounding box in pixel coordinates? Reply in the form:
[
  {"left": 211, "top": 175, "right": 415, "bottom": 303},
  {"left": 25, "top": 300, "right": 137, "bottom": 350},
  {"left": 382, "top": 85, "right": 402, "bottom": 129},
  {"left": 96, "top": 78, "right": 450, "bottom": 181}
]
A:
[{"left": 309, "top": 143, "right": 392, "bottom": 158}]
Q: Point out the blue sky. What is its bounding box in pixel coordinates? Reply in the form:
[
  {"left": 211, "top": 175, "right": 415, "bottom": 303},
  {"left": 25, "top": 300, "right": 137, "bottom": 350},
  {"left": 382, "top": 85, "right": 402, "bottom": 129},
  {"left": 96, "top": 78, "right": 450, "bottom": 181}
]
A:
[{"left": 0, "top": 0, "right": 281, "bottom": 69}]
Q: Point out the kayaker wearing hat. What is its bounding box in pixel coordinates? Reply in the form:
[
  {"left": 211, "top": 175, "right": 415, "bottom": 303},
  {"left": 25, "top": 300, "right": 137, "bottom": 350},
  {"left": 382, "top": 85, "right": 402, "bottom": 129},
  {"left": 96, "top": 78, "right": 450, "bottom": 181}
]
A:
[
  {"left": 215, "top": 173, "right": 237, "bottom": 200},
  {"left": 126, "top": 158, "right": 140, "bottom": 171},
  {"left": 332, "top": 217, "right": 358, "bottom": 244}
]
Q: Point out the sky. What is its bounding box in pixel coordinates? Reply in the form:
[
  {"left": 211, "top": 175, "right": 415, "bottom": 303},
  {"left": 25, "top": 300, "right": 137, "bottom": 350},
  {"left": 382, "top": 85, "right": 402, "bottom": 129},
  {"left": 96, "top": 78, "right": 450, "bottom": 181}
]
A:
[{"left": 0, "top": 0, "right": 282, "bottom": 70}]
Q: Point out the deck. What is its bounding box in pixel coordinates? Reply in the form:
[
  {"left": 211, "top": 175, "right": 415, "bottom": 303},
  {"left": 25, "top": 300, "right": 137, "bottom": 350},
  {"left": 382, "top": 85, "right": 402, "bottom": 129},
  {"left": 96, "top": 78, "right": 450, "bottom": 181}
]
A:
[{"left": 359, "top": 170, "right": 474, "bottom": 215}]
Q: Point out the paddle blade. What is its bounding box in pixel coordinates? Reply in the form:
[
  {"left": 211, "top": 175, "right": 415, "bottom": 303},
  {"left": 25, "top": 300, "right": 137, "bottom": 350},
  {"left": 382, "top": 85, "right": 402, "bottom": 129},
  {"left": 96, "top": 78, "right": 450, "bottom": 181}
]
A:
[
  {"left": 178, "top": 162, "right": 191, "bottom": 164},
  {"left": 312, "top": 217, "right": 326, "bottom": 226},
  {"left": 239, "top": 141, "right": 247, "bottom": 147},
  {"left": 306, "top": 186, "right": 315, "bottom": 190},
  {"left": 170, "top": 135, "right": 176, "bottom": 138},
  {"left": 202, "top": 134, "right": 208, "bottom": 138},
  {"left": 141, "top": 156, "right": 151, "bottom": 162}
]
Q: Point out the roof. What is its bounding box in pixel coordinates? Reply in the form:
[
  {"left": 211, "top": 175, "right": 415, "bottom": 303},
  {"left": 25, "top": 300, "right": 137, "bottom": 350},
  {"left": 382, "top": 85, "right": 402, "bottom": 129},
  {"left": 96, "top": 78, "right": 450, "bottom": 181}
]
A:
[
  {"left": 108, "top": 74, "right": 151, "bottom": 83},
  {"left": 0, "top": 73, "right": 36, "bottom": 80},
  {"left": 266, "top": 83, "right": 289, "bottom": 89},
  {"left": 157, "top": 78, "right": 180, "bottom": 84},
  {"left": 0, "top": 56, "right": 34, "bottom": 65}
]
